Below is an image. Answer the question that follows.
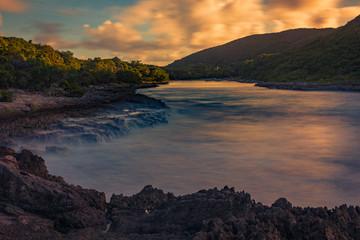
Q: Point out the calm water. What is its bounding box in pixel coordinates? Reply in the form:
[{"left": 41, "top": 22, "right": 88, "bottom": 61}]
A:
[{"left": 43, "top": 81, "right": 360, "bottom": 207}]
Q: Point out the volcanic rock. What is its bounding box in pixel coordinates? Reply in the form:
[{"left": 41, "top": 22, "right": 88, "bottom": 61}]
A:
[
  {"left": 0, "top": 148, "right": 107, "bottom": 238},
  {"left": 1, "top": 147, "right": 360, "bottom": 239}
]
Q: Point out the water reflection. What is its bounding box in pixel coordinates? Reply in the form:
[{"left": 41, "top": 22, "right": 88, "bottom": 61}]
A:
[{"left": 43, "top": 81, "right": 360, "bottom": 207}]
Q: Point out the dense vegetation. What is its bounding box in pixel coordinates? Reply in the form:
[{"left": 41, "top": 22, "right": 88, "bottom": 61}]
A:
[
  {"left": 168, "top": 28, "right": 335, "bottom": 68},
  {"left": 166, "top": 15, "right": 360, "bottom": 83},
  {"left": 0, "top": 90, "right": 14, "bottom": 102},
  {"left": 0, "top": 36, "right": 169, "bottom": 94}
]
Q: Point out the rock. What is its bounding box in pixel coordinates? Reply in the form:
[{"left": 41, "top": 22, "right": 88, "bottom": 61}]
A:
[
  {"left": 272, "top": 197, "right": 292, "bottom": 209},
  {"left": 0, "top": 147, "right": 360, "bottom": 239},
  {"left": 106, "top": 186, "right": 360, "bottom": 239},
  {"left": 0, "top": 155, "right": 18, "bottom": 168},
  {"left": 0, "top": 146, "right": 15, "bottom": 157},
  {"left": 15, "top": 149, "right": 50, "bottom": 180},
  {"left": 0, "top": 202, "right": 62, "bottom": 240},
  {"left": 108, "top": 185, "right": 175, "bottom": 233},
  {"left": 0, "top": 147, "right": 107, "bottom": 233}
]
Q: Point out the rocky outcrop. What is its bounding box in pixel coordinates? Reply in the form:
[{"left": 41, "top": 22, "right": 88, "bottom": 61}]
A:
[
  {"left": 1, "top": 147, "right": 360, "bottom": 239},
  {"left": 106, "top": 186, "right": 360, "bottom": 239},
  {"left": 0, "top": 84, "right": 168, "bottom": 146},
  {"left": 0, "top": 146, "right": 107, "bottom": 239}
]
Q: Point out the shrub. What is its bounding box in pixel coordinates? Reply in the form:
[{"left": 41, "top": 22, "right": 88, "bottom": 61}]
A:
[
  {"left": 61, "top": 80, "right": 84, "bottom": 97},
  {"left": 64, "top": 87, "right": 84, "bottom": 97},
  {"left": 116, "top": 70, "right": 141, "bottom": 84},
  {"left": 0, "top": 90, "right": 15, "bottom": 102}
]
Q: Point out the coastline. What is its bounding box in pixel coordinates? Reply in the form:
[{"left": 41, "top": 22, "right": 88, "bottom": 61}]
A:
[
  {"left": 1, "top": 82, "right": 360, "bottom": 239},
  {"left": 254, "top": 81, "right": 360, "bottom": 91},
  {"left": 0, "top": 83, "right": 159, "bottom": 146},
  {"left": 171, "top": 78, "right": 360, "bottom": 91},
  {"left": 0, "top": 83, "right": 159, "bottom": 119},
  {"left": 0, "top": 146, "right": 359, "bottom": 239}
]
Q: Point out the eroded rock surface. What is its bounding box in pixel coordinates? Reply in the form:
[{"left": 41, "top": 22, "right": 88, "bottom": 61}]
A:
[
  {"left": 0, "top": 147, "right": 107, "bottom": 239},
  {"left": 0, "top": 147, "right": 360, "bottom": 239},
  {"left": 106, "top": 186, "right": 360, "bottom": 239}
]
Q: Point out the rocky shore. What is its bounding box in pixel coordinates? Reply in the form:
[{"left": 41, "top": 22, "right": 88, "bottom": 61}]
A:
[
  {"left": 255, "top": 81, "right": 360, "bottom": 91},
  {"left": 0, "top": 83, "right": 163, "bottom": 146},
  {"left": 1, "top": 147, "right": 359, "bottom": 239}
]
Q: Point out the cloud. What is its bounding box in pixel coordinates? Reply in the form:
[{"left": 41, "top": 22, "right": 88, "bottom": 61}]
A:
[
  {"left": 0, "top": 0, "right": 28, "bottom": 13},
  {"left": 33, "top": 22, "right": 79, "bottom": 49},
  {"left": 83, "top": 20, "right": 159, "bottom": 51},
  {"left": 0, "top": 13, "right": 2, "bottom": 26},
  {"left": 81, "top": 0, "right": 360, "bottom": 65}
]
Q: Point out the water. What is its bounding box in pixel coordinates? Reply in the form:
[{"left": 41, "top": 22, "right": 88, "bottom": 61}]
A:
[{"left": 42, "top": 80, "right": 360, "bottom": 207}]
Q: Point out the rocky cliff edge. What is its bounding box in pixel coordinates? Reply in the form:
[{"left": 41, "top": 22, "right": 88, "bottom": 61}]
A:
[{"left": 1, "top": 147, "right": 359, "bottom": 239}]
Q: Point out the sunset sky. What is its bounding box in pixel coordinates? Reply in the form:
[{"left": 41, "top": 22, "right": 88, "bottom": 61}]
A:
[{"left": 0, "top": 0, "right": 359, "bottom": 65}]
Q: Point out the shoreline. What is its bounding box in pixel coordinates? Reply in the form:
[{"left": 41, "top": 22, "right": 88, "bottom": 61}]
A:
[
  {"left": 1, "top": 83, "right": 360, "bottom": 239},
  {"left": 0, "top": 83, "right": 160, "bottom": 146},
  {"left": 0, "top": 83, "right": 158, "bottom": 119},
  {"left": 0, "top": 146, "right": 359, "bottom": 239},
  {"left": 254, "top": 81, "right": 360, "bottom": 91},
  {"left": 172, "top": 78, "right": 360, "bottom": 91}
]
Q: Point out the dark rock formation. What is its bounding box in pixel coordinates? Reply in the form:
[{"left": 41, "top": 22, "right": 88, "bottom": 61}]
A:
[
  {"left": 0, "top": 147, "right": 107, "bottom": 239},
  {"left": 106, "top": 187, "right": 360, "bottom": 239},
  {"left": 1, "top": 147, "right": 360, "bottom": 239},
  {"left": 15, "top": 149, "right": 51, "bottom": 179}
]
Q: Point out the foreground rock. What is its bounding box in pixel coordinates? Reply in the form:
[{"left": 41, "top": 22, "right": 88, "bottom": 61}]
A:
[
  {"left": 0, "top": 146, "right": 107, "bottom": 239},
  {"left": 1, "top": 147, "right": 360, "bottom": 239}
]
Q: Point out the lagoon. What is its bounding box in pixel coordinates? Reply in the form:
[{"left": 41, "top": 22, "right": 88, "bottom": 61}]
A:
[{"left": 43, "top": 80, "right": 360, "bottom": 207}]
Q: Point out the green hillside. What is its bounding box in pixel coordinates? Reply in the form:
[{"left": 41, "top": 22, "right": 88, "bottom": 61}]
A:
[
  {"left": 238, "top": 15, "right": 360, "bottom": 83},
  {"left": 167, "top": 15, "right": 360, "bottom": 83},
  {"left": 169, "top": 28, "right": 335, "bottom": 68},
  {"left": 0, "top": 37, "right": 169, "bottom": 94}
]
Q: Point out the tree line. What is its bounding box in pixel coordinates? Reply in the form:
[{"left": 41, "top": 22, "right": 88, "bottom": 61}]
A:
[{"left": 0, "top": 36, "right": 169, "bottom": 96}]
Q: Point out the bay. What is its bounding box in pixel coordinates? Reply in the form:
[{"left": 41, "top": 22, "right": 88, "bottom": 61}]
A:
[{"left": 44, "top": 80, "right": 360, "bottom": 207}]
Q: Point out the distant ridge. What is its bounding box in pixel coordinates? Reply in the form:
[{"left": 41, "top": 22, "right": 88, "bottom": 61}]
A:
[
  {"left": 167, "top": 15, "right": 360, "bottom": 83},
  {"left": 168, "top": 28, "right": 335, "bottom": 68}
]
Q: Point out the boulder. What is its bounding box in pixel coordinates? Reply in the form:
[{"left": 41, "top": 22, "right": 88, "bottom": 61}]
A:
[{"left": 0, "top": 148, "right": 107, "bottom": 233}]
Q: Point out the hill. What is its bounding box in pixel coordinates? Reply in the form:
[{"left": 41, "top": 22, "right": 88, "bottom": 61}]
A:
[
  {"left": 0, "top": 36, "right": 169, "bottom": 94},
  {"left": 167, "top": 15, "right": 360, "bottom": 83},
  {"left": 243, "top": 15, "right": 360, "bottom": 83},
  {"left": 168, "top": 28, "right": 335, "bottom": 68}
]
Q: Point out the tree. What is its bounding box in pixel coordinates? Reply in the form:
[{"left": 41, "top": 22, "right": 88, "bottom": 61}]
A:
[{"left": 116, "top": 70, "right": 141, "bottom": 83}]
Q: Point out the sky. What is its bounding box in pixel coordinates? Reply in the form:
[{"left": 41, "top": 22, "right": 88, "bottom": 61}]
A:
[{"left": 0, "top": 0, "right": 360, "bottom": 66}]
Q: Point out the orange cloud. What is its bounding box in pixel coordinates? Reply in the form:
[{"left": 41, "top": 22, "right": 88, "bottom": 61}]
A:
[
  {"left": 0, "top": 0, "right": 28, "bottom": 13},
  {"left": 82, "top": 0, "right": 360, "bottom": 65}
]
